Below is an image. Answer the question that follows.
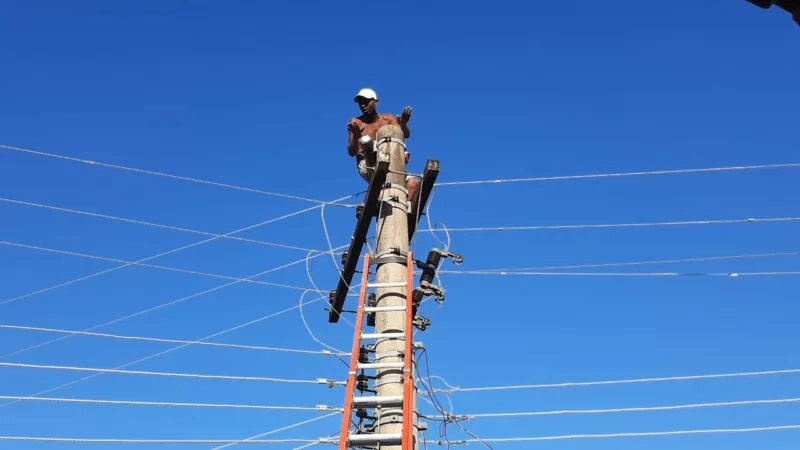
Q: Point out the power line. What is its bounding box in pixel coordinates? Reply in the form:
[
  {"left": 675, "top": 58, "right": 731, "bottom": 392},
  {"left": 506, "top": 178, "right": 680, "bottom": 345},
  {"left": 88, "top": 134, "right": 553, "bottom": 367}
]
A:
[
  {"left": 0, "top": 395, "right": 341, "bottom": 412},
  {"left": 0, "top": 196, "right": 352, "bottom": 307},
  {"left": 437, "top": 368, "right": 800, "bottom": 393},
  {"left": 439, "top": 269, "right": 800, "bottom": 277},
  {"left": 443, "top": 424, "right": 800, "bottom": 444},
  {"left": 435, "top": 162, "right": 800, "bottom": 186},
  {"left": 2, "top": 246, "right": 344, "bottom": 359},
  {"left": 0, "top": 362, "right": 344, "bottom": 385},
  {"left": 212, "top": 412, "right": 341, "bottom": 450},
  {"left": 477, "top": 251, "right": 800, "bottom": 272},
  {"left": 0, "top": 196, "right": 325, "bottom": 253},
  {"left": 0, "top": 143, "right": 341, "bottom": 205},
  {"left": 0, "top": 436, "right": 327, "bottom": 444},
  {"left": 443, "top": 397, "right": 800, "bottom": 419},
  {"left": 419, "top": 216, "right": 800, "bottom": 233},
  {"left": 0, "top": 294, "right": 333, "bottom": 408},
  {"left": 0, "top": 325, "right": 348, "bottom": 356},
  {"left": 1, "top": 241, "right": 326, "bottom": 293}
]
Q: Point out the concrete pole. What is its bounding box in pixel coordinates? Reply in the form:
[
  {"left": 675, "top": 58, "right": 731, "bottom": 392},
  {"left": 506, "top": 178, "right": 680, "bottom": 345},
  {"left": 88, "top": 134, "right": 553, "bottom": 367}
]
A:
[{"left": 373, "top": 124, "right": 415, "bottom": 450}]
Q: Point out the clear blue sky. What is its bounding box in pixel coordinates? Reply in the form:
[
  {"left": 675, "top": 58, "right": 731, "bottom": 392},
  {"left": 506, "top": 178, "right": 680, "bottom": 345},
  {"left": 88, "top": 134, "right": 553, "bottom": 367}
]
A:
[{"left": 1, "top": 1, "right": 799, "bottom": 448}]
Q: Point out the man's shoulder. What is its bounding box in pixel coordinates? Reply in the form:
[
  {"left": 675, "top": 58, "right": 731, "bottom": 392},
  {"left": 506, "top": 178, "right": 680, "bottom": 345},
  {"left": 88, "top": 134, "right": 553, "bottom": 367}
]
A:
[{"left": 378, "top": 113, "right": 399, "bottom": 124}]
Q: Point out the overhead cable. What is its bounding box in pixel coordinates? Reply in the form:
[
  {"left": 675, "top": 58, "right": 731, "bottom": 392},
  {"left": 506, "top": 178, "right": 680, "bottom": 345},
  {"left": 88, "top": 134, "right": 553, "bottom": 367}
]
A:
[
  {"left": 435, "top": 162, "right": 800, "bottom": 186},
  {"left": 0, "top": 195, "right": 355, "bottom": 307},
  {"left": 439, "top": 269, "right": 800, "bottom": 277},
  {"left": 419, "top": 216, "right": 800, "bottom": 233},
  {"left": 0, "top": 395, "right": 341, "bottom": 412},
  {"left": 0, "top": 196, "right": 324, "bottom": 253},
  {"left": 477, "top": 251, "right": 800, "bottom": 272},
  {"left": 0, "top": 143, "right": 339, "bottom": 205},
  {"left": 212, "top": 413, "right": 341, "bottom": 450},
  {"left": 0, "top": 436, "right": 327, "bottom": 444},
  {"left": 0, "top": 324, "right": 348, "bottom": 356},
  {"left": 0, "top": 362, "right": 343, "bottom": 385},
  {"left": 1, "top": 241, "right": 326, "bottom": 292},
  {"left": 436, "top": 368, "right": 800, "bottom": 393},
  {"left": 438, "top": 397, "right": 800, "bottom": 419}
]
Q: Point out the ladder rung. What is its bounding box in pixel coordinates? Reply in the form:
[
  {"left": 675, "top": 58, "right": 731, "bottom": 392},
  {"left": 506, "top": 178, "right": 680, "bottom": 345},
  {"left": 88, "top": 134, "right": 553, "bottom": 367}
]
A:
[
  {"left": 352, "top": 395, "right": 404, "bottom": 408},
  {"left": 348, "top": 433, "right": 402, "bottom": 446},
  {"left": 358, "top": 361, "right": 405, "bottom": 370},
  {"left": 361, "top": 332, "right": 405, "bottom": 340},
  {"left": 364, "top": 305, "right": 407, "bottom": 313},
  {"left": 367, "top": 282, "right": 407, "bottom": 288}
]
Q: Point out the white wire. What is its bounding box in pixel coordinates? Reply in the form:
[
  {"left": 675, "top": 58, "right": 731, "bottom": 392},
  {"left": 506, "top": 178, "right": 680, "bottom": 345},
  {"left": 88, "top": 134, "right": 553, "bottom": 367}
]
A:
[
  {"left": 441, "top": 397, "right": 800, "bottom": 419},
  {"left": 438, "top": 269, "right": 800, "bottom": 277},
  {"left": 478, "top": 251, "right": 800, "bottom": 272},
  {"left": 0, "top": 436, "right": 327, "bottom": 444},
  {"left": 0, "top": 395, "right": 339, "bottom": 411},
  {"left": 298, "top": 289, "right": 347, "bottom": 355},
  {"left": 0, "top": 295, "right": 333, "bottom": 408},
  {"left": 212, "top": 412, "right": 341, "bottom": 450},
  {"left": 437, "top": 368, "right": 800, "bottom": 393},
  {"left": 449, "top": 424, "right": 800, "bottom": 443},
  {"left": 0, "top": 196, "right": 325, "bottom": 253},
  {"left": 2, "top": 247, "right": 344, "bottom": 360},
  {"left": 292, "top": 431, "right": 339, "bottom": 450},
  {"left": 0, "top": 143, "right": 340, "bottom": 205},
  {"left": 418, "top": 216, "right": 800, "bottom": 233},
  {"left": 0, "top": 197, "right": 350, "bottom": 307},
  {"left": 1, "top": 241, "right": 326, "bottom": 292},
  {"left": 0, "top": 324, "right": 348, "bottom": 356},
  {"left": 0, "top": 362, "right": 339, "bottom": 385},
  {"left": 320, "top": 204, "right": 342, "bottom": 273},
  {"left": 435, "top": 162, "right": 800, "bottom": 186}
]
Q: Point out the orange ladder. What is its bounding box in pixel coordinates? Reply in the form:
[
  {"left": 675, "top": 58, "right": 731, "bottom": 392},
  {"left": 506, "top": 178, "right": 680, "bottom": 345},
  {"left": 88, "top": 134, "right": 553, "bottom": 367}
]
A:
[{"left": 339, "top": 252, "right": 416, "bottom": 449}]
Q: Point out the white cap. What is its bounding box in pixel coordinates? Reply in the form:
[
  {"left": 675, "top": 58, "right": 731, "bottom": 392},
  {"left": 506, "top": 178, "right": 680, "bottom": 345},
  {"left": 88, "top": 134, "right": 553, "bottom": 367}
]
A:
[{"left": 354, "top": 88, "right": 378, "bottom": 102}]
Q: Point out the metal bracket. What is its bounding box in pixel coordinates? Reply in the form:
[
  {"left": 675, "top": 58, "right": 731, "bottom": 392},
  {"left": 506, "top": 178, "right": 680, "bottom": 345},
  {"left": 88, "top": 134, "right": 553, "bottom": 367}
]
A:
[{"left": 413, "top": 316, "right": 431, "bottom": 331}]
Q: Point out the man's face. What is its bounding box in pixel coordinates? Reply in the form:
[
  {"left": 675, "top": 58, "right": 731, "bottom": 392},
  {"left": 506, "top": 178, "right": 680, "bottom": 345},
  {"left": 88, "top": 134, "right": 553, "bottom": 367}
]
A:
[{"left": 357, "top": 97, "right": 376, "bottom": 115}]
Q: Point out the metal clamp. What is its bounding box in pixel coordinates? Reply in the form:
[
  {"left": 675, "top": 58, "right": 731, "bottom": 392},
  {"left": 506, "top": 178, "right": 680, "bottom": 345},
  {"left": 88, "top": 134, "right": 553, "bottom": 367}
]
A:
[{"left": 375, "top": 136, "right": 407, "bottom": 151}]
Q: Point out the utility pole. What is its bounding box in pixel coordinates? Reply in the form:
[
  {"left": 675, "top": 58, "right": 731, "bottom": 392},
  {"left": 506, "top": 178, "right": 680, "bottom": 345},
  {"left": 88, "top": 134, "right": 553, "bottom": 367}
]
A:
[{"left": 373, "top": 124, "right": 416, "bottom": 450}]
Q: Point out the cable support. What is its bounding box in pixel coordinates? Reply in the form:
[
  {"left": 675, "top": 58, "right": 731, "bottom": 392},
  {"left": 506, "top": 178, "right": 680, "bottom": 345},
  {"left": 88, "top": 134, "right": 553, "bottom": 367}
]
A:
[
  {"left": 435, "top": 162, "right": 800, "bottom": 186},
  {"left": 425, "top": 424, "right": 800, "bottom": 444},
  {"left": 0, "top": 241, "right": 326, "bottom": 292},
  {"left": 0, "top": 362, "right": 344, "bottom": 385},
  {"left": 419, "top": 216, "right": 800, "bottom": 233},
  {"left": 0, "top": 193, "right": 356, "bottom": 307},
  {"left": 436, "top": 368, "right": 800, "bottom": 393},
  {"left": 0, "top": 436, "right": 330, "bottom": 444},
  {"left": 0, "top": 196, "right": 326, "bottom": 253},
  {"left": 0, "top": 143, "right": 350, "bottom": 205},
  {"left": 212, "top": 413, "right": 341, "bottom": 450},
  {"left": 0, "top": 325, "right": 349, "bottom": 356},
  {"left": 477, "top": 251, "right": 800, "bottom": 272},
  {"left": 0, "top": 294, "right": 333, "bottom": 409},
  {"left": 434, "top": 397, "right": 800, "bottom": 420},
  {"left": 0, "top": 395, "right": 342, "bottom": 412},
  {"left": 438, "top": 269, "right": 800, "bottom": 277}
]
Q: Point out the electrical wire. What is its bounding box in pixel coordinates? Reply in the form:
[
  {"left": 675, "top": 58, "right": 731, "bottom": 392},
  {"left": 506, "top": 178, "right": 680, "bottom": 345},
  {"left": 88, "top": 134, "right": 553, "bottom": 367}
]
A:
[
  {"left": 0, "top": 362, "right": 341, "bottom": 385},
  {"left": 477, "top": 251, "right": 800, "bottom": 272},
  {"left": 434, "top": 162, "right": 800, "bottom": 186},
  {"left": 2, "top": 247, "right": 345, "bottom": 360},
  {"left": 438, "top": 269, "right": 800, "bottom": 277},
  {"left": 211, "top": 412, "right": 342, "bottom": 450},
  {"left": 0, "top": 294, "right": 332, "bottom": 408},
  {"left": 0, "top": 143, "right": 349, "bottom": 205},
  {"left": 0, "top": 436, "right": 327, "bottom": 444},
  {"left": 0, "top": 324, "right": 348, "bottom": 356},
  {"left": 298, "top": 289, "right": 347, "bottom": 355},
  {"left": 437, "top": 397, "right": 800, "bottom": 419},
  {"left": 0, "top": 195, "right": 356, "bottom": 307},
  {"left": 437, "top": 424, "right": 800, "bottom": 444},
  {"left": 0, "top": 196, "right": 326, "bottom": 253},
  {"left": 418, "top": 216, "right": 800, "bottom": 233},
  {"left": 1, "top": 241, "right": 327, "bottom": 292},
  {"left": 292, "top": 431, "right": 340, "bottom": 450},
  {"left": 0, "top": 395, "right": 341, "bottom": 411},
  {"left": 436, "top": 368, "right": 800, "bottom": 394}
]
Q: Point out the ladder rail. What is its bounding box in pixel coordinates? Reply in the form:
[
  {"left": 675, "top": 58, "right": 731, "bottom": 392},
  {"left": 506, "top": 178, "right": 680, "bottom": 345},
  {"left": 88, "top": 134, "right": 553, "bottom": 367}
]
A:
[
  {"left": 402, "top": 250, "right": 415, "bottom": 450},
  {"left": 338, "top": 254, "right": 371, "bottom": 450}
]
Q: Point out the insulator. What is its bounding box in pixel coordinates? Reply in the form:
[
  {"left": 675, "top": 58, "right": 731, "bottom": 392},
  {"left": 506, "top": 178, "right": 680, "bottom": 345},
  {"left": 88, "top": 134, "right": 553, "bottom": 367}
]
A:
[{"left": 358, "top": 347, "right": 370, "bottom": 363}]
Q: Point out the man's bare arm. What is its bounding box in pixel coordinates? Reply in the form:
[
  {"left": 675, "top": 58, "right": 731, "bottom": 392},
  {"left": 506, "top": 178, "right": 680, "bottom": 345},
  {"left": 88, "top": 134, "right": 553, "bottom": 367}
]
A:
[
  {"left": 398, "top": 106, "right": 412, "bottom": 139},
  {"left": 347, "top": 120, "right": 361, "bottom": 157}
]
